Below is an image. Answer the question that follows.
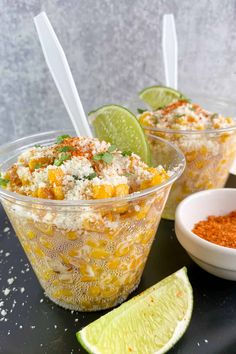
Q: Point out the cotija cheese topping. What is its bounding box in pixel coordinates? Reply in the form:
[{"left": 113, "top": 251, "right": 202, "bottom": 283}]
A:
[
  {"left": 1, "top": 135, "right": 168, "bottom": 200},
  {"left": 139, "top": 100, "right": 235, "bottom": 131}
]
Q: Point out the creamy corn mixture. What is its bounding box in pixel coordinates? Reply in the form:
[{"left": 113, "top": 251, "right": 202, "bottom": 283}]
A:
[
  {"left": 140, "top": 99, "right": 236, "bottom": 219},
  {"left": 2, "top": 135, "right": 168, "bottom": 200},
  {"left": 1, "top": 135, "right": 170, "bottom": 311}
]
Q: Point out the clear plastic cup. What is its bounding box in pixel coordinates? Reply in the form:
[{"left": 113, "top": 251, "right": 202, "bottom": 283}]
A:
[
  {"left": 141, "top": 95, "right": 236, "bottom": 220},
  {"left": 0, "top": 130, "right": 185, "bottom": 311}
]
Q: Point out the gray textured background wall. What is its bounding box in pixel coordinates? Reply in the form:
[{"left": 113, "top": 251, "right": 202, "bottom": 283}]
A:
[{"left": 1, "top": 0, "right": 236, "bottom": 143}]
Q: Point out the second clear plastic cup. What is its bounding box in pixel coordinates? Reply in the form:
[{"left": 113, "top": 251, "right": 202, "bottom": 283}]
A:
[{"left": 142, "top": 95, "right": 236, "bottom": 219}]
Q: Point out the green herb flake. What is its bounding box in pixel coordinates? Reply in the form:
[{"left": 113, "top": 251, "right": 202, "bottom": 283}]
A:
[
  {"left": 34, "top": 144, "right": 42, "bottom": 148},
  {"left": 0, "top": 177, "right": 9, "bottom": 187},
  {"left": 122, "top": 151, "right": 132, "bottom": 157},
  {"left": 107, "top": 145, "right": 116, "bottom": 153},
  {"left": 102, "top": 152, "right": 113, "bottom": 164},
  {"left": 93, "top": 152, "right": 113, "bottom": 164},
  {"left": 85, "top": 172, "right": 97, "bottom": 180},
  {"left": 56, "top": 134, "right": 70, "bottom": 144},
  {"left": 73, "top": 172, "right": 97, "bottom": 181},
  {"left": 54, "top": 152, "right": 71, "bottom": 166},
  {"left": 58, "top": 146, "right": 76, "bottom": 153},
  {"left": 137, "top": 108, "right": 147, "bottom": 114}
]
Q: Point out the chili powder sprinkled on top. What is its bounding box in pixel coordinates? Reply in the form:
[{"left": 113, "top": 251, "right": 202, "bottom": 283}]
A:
[{"left": 192, "top": 211, "right": 236, "bottom": 248}]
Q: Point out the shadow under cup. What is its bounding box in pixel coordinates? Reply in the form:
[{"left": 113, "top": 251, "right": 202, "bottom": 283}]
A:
[{"left": 0, "top": 131, "right": 184, "bottom": 311}]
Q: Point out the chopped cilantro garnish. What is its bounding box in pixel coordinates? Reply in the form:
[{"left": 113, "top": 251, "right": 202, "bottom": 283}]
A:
[
  {"left": 85, "top": 172, "right": 97, "bottom": 180},
  {"left": 137, "top": 108, "right": 147, "bottom": 114},
  {"left": 34, "top": 144, "right": 42, "bottom": 148},
  {"left": 73, "top": 172, "right": 97, "bottom": 181},
  {"left": 58, "top": 146, "right": 76, "bottom": 153},
  {"left": 56, "top": 134, "right": 70, "bottom": 144},
  {"left": 122, "top": 150, "right": 132, "bottom": 157},
  {"left": 107, "top": 145, "right": 116, "bottom": 153},
  {"left": 54, "top": 152, "right": 70, "bottom": 166},
  {"left": 0, "top": 177, "right": 9, "bottom": 187},
  {"left": 93, "top": 152, "right": 113, "bottom": 164}
]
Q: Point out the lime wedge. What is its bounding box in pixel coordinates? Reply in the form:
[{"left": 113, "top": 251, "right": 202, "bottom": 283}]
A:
[
  {"left": 139, "top": 85, "right": 187, "bottom": 110},
  {"left": 76, "top": 267, "right": 193, "bottom": 354},
  {"left": 89, "top": 105, "right": 151, "bottom": 165}
]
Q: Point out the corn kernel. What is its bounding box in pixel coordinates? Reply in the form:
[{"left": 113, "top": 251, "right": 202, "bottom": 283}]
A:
[
  {"left": 80, "top": 275, "right": 96, "bottom": 282},
  {"left": 59, "top": 253, "right": 71, "bottom": 266},
  {"left": 48, "top": 168, "right": 64, "bottom": 186},
  {"left": 52, "top": 289, "right": 73, "bottom": 298},
  {"left": 107, "top": 258, "right": 120, "bottom": 269},
  {"left": 86, "top": 239, "right": 107, "bottom": 248},
  {"left": 92, "top": 184, "right": 114, "bottom": 199},
  {"left": 53, "top": 186, "right": 64, "bottom": 200},
  {"left": 103, "top": 274, "right": 119, "bottom": 286},
  {"left": 42, "top": 270, "right": 53, "bottom": 281},
  {"left": 186, "top": 151, "right": 197, "bottom": 162},
  {"left": 90, "top": 249, "right": 110, "bottom": 259},
  {"left": 88, "top": 286, "right": 101, "bottom": 297},
  {"left": 35, "top": 223, "right": 54, "bottom": 236},
  {"left": 195, "top": 161, "right": 205, "bottom": 169},
  {"left": 34, "top": 246, "right": 45, "bottom": 258},
  {"left": 29, "top": 157, "right": 52, "bottom": 171},
  {"left": 37, "top": 187, "right": 54, "bottom": 199},
  {"left": 114, "top": 184, "right": 129, "bottom": 197},
  {"left": 39, "top": 236, "right": 53, "bottom": 249},
  {"left": 27, "top": 230, "right": 36, "bottom": 240},
  {"left": 68, "top": 249, "right": 79, "bottom": 257},
  {"left": 66, "top": 231, "right": 78, "bottom": 240},
  {"left": 114, "top": 243, "right": 130, "bottom": 257}
]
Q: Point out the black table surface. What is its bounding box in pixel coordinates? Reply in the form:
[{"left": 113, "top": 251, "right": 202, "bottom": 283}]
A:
[{"left": 0, "top": 176, "right": 236, "bottom": 354}]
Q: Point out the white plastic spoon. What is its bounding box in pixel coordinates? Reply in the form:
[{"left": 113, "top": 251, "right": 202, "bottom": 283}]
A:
[
  {"left": 34, "top": 12, "right": 92, "bottom": 137},
  {"left": 162, "top": 14, "right": 178, "bottom": 89}
]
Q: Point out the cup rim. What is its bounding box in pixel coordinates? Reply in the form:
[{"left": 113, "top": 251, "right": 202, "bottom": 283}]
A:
[
  {"left": 0, "top": 130, "right": 185, "bottom": 207},
  {"left": 141, "top": 124, "right": 236, "bottom": 135}
]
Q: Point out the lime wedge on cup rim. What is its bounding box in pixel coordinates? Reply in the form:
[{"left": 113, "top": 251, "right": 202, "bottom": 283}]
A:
[
  {"left": 89, "top": 104, "right": 151, "bottom": 165},
  {"left": 139, "top": 85, "right": 187, "bottom": 111},
  {"left": 76, "top": 267, "right": 193, "bottom": 354}
]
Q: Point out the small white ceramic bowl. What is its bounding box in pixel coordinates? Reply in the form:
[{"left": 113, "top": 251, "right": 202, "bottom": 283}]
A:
[{"left": 175, "top": 188, "right": 236, "bottom": 280}]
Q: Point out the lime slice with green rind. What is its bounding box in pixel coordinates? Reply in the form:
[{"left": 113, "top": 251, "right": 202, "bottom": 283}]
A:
[
  {"left": 76, "top": 267, "right": 193, "bottom": 354},
  {"left": 89, "top": 104, "right": 151, "bottom": 165},
  {"left": 139, "top": 85, "right": 187, "bottom": 110}
]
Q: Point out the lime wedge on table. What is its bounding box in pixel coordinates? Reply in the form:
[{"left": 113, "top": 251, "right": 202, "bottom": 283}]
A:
[
  {"left": 77, "top": 267, "right": 193, "bottom": 354},
  {"left": 89, "top": 105, "right": 151, "bottom": 165},
  {"left": 139, "top": 85, "right": 187, "bottom": 110}
]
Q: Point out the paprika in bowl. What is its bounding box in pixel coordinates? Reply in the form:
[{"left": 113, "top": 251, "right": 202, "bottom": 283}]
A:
[{"left": 175, "top": 188, "right": 236, "bottom": 280}]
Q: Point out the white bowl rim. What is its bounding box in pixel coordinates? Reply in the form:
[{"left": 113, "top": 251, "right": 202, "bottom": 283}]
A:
[{"left": 175, "top": 188, "right": 236, "bottom": 255}]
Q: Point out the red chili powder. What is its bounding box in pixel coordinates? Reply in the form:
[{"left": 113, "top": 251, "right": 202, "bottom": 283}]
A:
[{"left": 192, "top": 211, "right": 236, "bottom": 248}]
